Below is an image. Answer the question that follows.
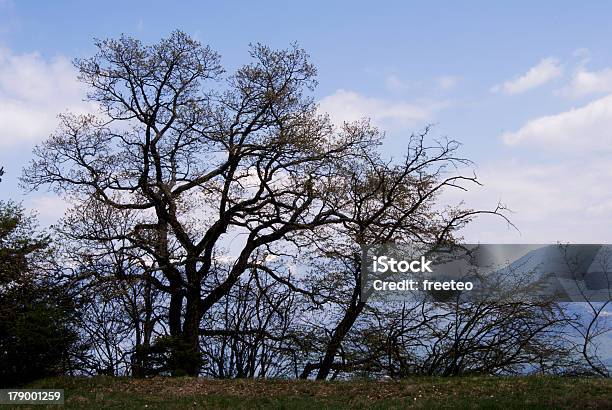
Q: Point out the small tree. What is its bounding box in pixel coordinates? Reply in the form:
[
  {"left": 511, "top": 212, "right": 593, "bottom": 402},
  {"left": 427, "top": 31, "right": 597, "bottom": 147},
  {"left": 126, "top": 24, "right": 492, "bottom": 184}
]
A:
[{"left": 0, "top": 201, "right": 82, "bottom": 386}]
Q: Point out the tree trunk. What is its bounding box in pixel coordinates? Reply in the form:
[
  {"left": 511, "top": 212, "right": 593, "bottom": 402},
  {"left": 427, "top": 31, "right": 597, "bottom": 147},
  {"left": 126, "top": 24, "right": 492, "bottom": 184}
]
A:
[
  {"left": 181, "top": 285, "right": 202, "bottom": 376},
  {"left": 315, "top": 299, "right": 365, "bottom": 380}
]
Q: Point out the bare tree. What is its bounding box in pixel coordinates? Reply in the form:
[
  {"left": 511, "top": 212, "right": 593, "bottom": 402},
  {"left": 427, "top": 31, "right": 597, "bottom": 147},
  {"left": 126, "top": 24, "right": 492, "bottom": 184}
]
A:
[
  {"left": 199, "top": 268, "right": 302, "bottom": 378},
  {"left": 22, "top": 31, "right": 380, "bottom": 375},
  {"left": 561, "top": 245, "right": 612, "bottom": 377},
  {"left": 296, "top": 130, "right": 509, "bottom": 379},
  {"left": 56, "top": 197, "right": 166, "bottom": 376}
]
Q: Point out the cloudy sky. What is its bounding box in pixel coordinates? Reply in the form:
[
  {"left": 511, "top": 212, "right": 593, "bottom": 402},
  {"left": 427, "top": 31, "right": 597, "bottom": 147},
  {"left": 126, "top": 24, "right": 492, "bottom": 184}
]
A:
[{"left": 1, "top": 1, "right": 612, "bottom": 243}]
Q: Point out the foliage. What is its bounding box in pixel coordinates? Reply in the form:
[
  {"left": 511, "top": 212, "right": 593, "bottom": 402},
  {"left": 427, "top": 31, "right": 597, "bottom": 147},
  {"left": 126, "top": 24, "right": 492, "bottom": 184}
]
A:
[
  {"left": 0, "top": 201, "right": 82, "bottom": 387},
  {"left": 138, "top": 335, "right": 204, "bottom": 377}
]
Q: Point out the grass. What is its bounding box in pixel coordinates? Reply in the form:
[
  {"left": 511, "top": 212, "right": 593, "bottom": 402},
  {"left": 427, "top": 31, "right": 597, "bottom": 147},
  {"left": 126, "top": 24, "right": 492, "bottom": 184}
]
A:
[{"left": 6, "top": 375, "right": 611, "bottom": 409}]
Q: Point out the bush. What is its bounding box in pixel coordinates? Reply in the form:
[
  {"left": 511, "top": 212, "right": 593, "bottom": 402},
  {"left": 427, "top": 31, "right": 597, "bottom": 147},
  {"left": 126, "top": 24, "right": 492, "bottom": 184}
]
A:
[{"left": 137, "top": 335, "right": 204, "bottom": 377}]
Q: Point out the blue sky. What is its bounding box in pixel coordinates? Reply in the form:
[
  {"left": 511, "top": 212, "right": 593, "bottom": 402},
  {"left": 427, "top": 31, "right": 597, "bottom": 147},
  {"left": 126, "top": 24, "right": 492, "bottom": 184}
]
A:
[{"left": 2, "top": 1, "right": 612, "bottom": 242}]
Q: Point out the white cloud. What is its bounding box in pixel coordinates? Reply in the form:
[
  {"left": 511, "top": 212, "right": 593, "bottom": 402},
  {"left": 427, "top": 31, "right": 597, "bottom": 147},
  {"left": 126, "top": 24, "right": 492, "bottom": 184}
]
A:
[
  {"left": 491, "top": 58, "right": 563, "bottom": 95},
  {"left": 318, "top": 89, "right": 445, "bottom": 130},
  {"left": 0, "top": 48, "right": 93, "bottom": 148},
  {"left": 442, "top": 159, "right": 612, "bottom": 243},
  {"left": 562, "top": 67, "right": 612, "bottom": 98},
  {"left": 501, "top": 93, "right": 612, "bottom": 150}
]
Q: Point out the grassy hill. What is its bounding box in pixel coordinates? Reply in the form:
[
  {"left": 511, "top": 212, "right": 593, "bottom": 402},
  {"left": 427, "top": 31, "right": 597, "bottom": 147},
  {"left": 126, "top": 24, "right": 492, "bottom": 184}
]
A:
[{"left": 12, "top": 375, "right": 612, "bottom": 409}]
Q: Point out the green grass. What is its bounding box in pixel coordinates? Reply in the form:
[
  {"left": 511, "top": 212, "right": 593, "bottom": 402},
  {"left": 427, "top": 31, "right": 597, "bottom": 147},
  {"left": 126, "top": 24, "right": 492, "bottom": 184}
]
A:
[{"left": 7, "top": 375, "right": 611, "bottom": 409}]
